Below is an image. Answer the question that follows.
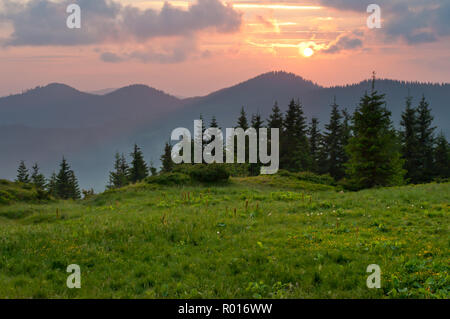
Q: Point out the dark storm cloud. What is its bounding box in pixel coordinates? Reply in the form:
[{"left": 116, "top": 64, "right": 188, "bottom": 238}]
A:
[
  {"left": 317, "top": 0, "right": 450, "bottom": 44},
  {"left": 0, "top": 0, "right": 243, "bottom": 46}
]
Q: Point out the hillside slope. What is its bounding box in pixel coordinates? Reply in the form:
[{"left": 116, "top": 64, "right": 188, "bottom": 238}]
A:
[{"left": 0, "top": 180, "right": 448, "bottom": 298}]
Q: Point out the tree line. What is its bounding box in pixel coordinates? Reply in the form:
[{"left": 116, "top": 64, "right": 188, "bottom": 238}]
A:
[
  {"left": 14, "top": 77, "right": 450, "bottom": 194},
  {"left": 15, "top": 157, "right": 81, "bottom": 199}
]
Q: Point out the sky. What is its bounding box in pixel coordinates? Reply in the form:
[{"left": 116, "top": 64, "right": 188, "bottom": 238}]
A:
[{"left": 0, "top": 0, "right": 449, "bottom": 97}]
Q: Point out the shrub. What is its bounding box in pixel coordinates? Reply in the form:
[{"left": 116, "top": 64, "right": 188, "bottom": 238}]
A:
[
  {"left": 146, "top": 172, "right": 191, "bottom": 186},
  {"left": 277, "top": 170, "right": 335, "bottom": 186},
  {"left": 189, "top": 164, "right": 230, "bottom": 183}
]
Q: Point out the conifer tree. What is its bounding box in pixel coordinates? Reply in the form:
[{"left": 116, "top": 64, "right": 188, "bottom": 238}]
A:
[
  {"left": 160, "top": 142, "right": 174, "bottom": 173},
  {"left": 400, "top": 95, "right": 420, "bottom": 183},
  {"left": 129, "top": 144, "right": 148, "bottom": 183},
  {"left": 236, "top": 107, "right": 249, "bottom": 130},
  {"left": 16, "top": 160, "right": 30, "bottom": 183},
  {"left": 67, "top": 170, "right": 81, "bottom": 199},
  {"left": 281, "top": 99, "right": 311, "bottom": 171},
  {"left": 434, "top": 132, "right": 450, "bottom": 179},
  {"left": 308, "top": 118, "right": 321, "bottom": 173},
  {"left": 249, "top": 112, "right": 264, "bottom": 176},
  {"left": 206, "top": 115, "right": 222, "bottom": 160},
  {"left": 47, "top": 172, "right": 57, "bottom": 197},
  {"left": 231, "top": 107, "right": 250, "bottom": 169},
  {"left": 56, "top": 157, "right": 80, "bottom": 199},
  {"left": 416, "top": 95, "right": 435, "bottom": 183},
  {"left": 340, "top": 108, "right": 352, "bottom": 165},
  {"left": 108, "top": 152, "right": 129, "bottom": 189},
  {"left": 210, "top": 116, "right": 219, "bottom": 128},
  {"left": 31, "top": 163, "right": 46, "bottom": 189},
  {"left": 267, "top": 101, "right": 283, "bottom": 129},
  {"left": 323, "top": 98, "right": 346, "bottom": 180},
  {"left": 345, "top": 75, "right": 405, "bottom": 189}
]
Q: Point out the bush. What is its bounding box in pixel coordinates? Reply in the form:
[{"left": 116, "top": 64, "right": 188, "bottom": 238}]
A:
[
  {"left": 189, "top": 164, "right": 230, "bottom": 183},
  {"left": 0, "top": 190, "right": 14, "bottom": 205},
  {"left": 146, "top": 172, "right": 191, "bottom": 186},
  {"left": 277, "top": 170, "right": 335, "bottom": 186}
]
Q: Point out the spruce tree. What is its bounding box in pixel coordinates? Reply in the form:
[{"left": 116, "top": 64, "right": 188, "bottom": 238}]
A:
[
  {"left": 400, "top": 95, "right": 420, "bottom": 183},
  {"left": 308, "top": 118, "right": 321, "bottom": 173},
  {"left": 434, "top": 132, "right": 449, "bottom": 179},
  {"left": 210, "top": 116, "right": 219, "bottom": 128},
  {"left": 323, "top": 98, "right": 346, "bottom": 180},
  {"left": 31, "top": 163, "right": 46, "bottom": 189},
  {"left": 47, "top": 172, "right": 57, "bottom": 197},
  {"left": 56, "top": 157, "right": 80, "bottom": 199},
  {"left": 160, "top": 142, "right": 174, "bottom": 173},
  {"left": 267, "top": 101, "right": 283, "bottom": 129},
  {"left": 281, "top": 99, "right": 310, "bottom": 171},
  {"left": 67, "top": 170, "right": 81, "bottom": 199},
  {"left": 249, "top": 112, "right": 264, "bottom": 176},
  {"left": 345, "top": 76, "right": 405, "bottom": 189},
  {"left": 416, "top": 95, "right": 435, "bottom": 183},
  {"left": 129, "top": 144, "right": 148, "bottom": 183},
  {"left": 340, "top": 108, "right": 352, "bottom": 165},
  {"left": 16, "top": 160, "right": 30, "bottom": 183},
  {"left": 236, "top": 107, "right": 249, "bottom": 130},
  {"left": 108, "top": 152, "right": 129, "bottom": 189}
]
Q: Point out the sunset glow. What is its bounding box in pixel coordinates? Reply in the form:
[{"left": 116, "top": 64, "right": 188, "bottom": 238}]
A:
[
  {"left": 302, "top": 47, "right": 314, "bottom": 58},
  {"left": 0, "top": 0, "right": 449, "bottom": 97}
]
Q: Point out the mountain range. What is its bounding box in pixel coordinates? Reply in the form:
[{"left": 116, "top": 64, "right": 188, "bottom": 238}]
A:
[{"left": 1, "top": 71, "right": 449, "bottom": 191}]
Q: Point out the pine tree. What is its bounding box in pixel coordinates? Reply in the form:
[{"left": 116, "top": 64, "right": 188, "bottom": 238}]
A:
[
  {"left": 129, "top": 144, "right": 148, "bottom": 183},
  {"left": 281, "top": 99, "right": 310, "bottom": 171},
  {"left": 400, "top": 95, "right": 420, "bottom": 183},
  {"left": 236, "top": 107, "right": 249, "bottom": 130},
  {"left": 210, "top": 116, "right": 219, "bottom": 129},
  {"left": 31, "top": 163, "right": 46, "bottom": 189},
  {"left": 160, "top": 142, "right": 174, "bottom": 173},
  {"left": 308, "top": 118, "right": 321, "bottom": 173},
  {"left": 108, "top": 152, "right": 129, "bottom": 189},
  {"left": 47, "top": 172, "right": 57, "bottom": 197},
  {"left": 416, "top": 95, "right": 435, "bottom": 183},
  {"left": 249, "top": 112, "right": 264, "bottom": 176},
  {"left": 232, "top": 107, "right": 250, "bottom": 169},
  {"left": 206, "top": 115, "right": 222, "bottom": 160},
  {"left": 323, "top": 98, "right": 346, "bottom": 180},
  {"left": 16, "top": 160, "right": 30, "bottom": 183},
  {"left": 340, "top": 108, "right": 352, "bottom": 165},
  {"left": 267, "top": 101, "right": 283, "bottom": 129},
  {"left": 56, "top": 157, "right": 80, "bottom": 199},
  {"left": 345, "top": 75, "right": 405, "bottom": 189},
  {"left": 67, "top": 170, "right": 81, "bottom": 199},
  {"left": 434, "top": 132, "right": 450, "bottom": 179}
]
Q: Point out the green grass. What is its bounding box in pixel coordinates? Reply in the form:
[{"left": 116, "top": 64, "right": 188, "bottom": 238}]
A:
[{"left": 0, "top": 176, "right": 448, "bottom": 299}]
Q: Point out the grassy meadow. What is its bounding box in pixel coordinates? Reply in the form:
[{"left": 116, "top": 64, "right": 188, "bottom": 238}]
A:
[{"left": 0, "top": 175, "right": 448, "bottom": 298}]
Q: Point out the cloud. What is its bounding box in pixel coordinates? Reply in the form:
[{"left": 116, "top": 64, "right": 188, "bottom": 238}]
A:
[
  {"left": 100, "top": 37, "right": 199, "bottom": 64},
  {"left": 255, "top": 15, "right": 274, "bottom": 29},
  {"left": 100, "top": 52, "right": 123, "bottom": 63},
  {"left": 323, "top": 32, "right": 363, "bottom": 54},
  {"left": 317, "top": 0, "right": 450, "bottom": 44},
  {"left": 0, "top": 0, "right": 242, "bottom": 46}
]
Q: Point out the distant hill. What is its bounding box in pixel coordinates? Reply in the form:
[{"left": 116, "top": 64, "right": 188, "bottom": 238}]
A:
[{"left": 0, "top": 71, "right": 448, "bottom": 190}]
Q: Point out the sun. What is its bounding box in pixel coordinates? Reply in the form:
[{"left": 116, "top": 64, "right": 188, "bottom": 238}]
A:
[{"left": 302, "top": 47, "right": 314, "bottom": 57}]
